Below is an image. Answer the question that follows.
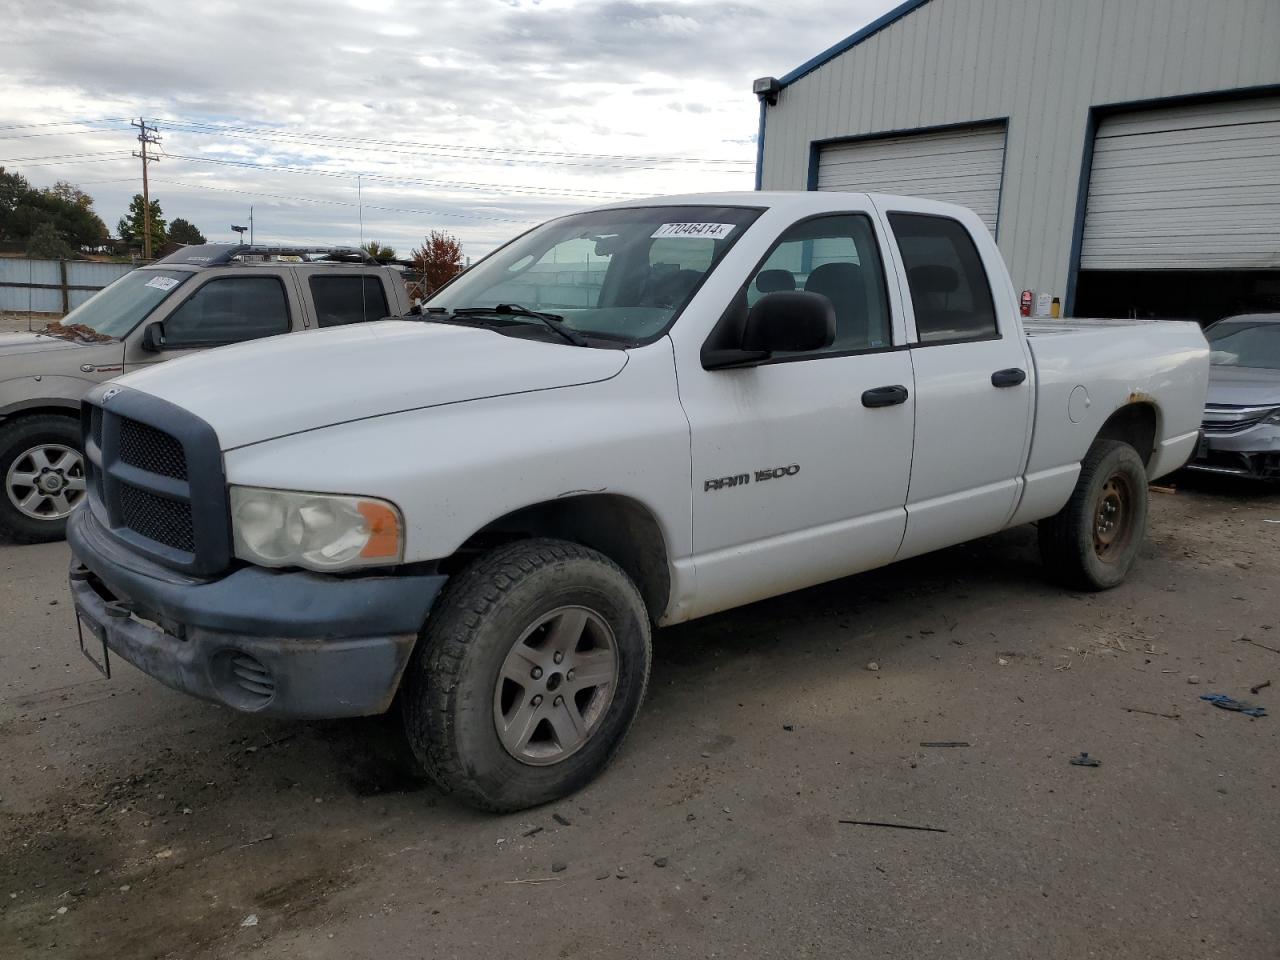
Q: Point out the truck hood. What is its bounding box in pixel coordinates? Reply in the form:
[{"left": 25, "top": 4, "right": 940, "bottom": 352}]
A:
[
  {"left": 0, "top": 331, "right": 87, "bottom": 358},
  {"left": 1206, "top": 364, "right": 1280, "bottom": 407},
  {"left": 116, "top": 319, "right": 629, "bottom": 450}
]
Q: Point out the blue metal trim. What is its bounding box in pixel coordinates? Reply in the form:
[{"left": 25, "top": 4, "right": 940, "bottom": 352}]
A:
[
  {"left": 993, "top": 122, "right": 1010, "bottom": 243},
  {"left": 754, "top": 99, "right": 767, "bottom": 191},
  {"left": 1063, "top": 109, "right": 1097, "bottom": 318},
  {"left": 779, "top": 0, "right": 935, "bottom": 88},
  {"left": 1063, "top": 81, "right": 1280, "bottom": 317},
  {"left": 805, "top": 141, "right": 821, "bottom": 191}
]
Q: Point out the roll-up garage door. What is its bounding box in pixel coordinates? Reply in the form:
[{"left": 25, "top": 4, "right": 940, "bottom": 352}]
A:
[
  {"left": 815, "top": 123, "right": 1006, "bottom": 234},
  {"left": 1081, "top": 97, "right": 1280, "bottom": 270}
]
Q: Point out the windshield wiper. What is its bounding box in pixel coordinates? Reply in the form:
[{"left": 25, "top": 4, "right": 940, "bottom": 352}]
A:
[{"left": 450, "top": 304, "right": 589, "bottom": 347}]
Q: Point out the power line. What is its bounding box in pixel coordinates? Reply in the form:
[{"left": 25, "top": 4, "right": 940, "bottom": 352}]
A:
[
  {"left": 149, "top": 178, "right": 540, "bottom": 225},
  {"left": 158, "top": 151, "right": 647, "bottom": 199},
  {"left": 0, "top": 117, "right": 131, "bottom": 132},
  {"left": 152, "top": 117, "right": 754, "bottom": 167}
]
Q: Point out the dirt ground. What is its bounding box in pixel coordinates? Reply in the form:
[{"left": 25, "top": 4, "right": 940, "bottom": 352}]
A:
[{"left": 1, "top": 475, "right": 1277, "bottom": 960}]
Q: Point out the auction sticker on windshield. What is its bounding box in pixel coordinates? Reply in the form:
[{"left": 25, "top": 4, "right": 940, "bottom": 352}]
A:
[
  {"left": 144, "top": 276, "right": 181, "bottom": 291},
  {"left": 651, "top": 223, "right": 736, "bottom": 239}
]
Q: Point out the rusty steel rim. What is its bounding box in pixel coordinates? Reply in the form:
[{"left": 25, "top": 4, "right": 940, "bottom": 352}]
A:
[{"left": 1093, "top": 473, "right": 1134, "bottom": 562}]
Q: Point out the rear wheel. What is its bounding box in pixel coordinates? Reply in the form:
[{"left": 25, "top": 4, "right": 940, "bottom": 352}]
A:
[
  {"left": 1039, "top": 439, "right": 1148, "bottom": 590},
  {"left": 0, "top": 415, "right": 85, "bottom": 544},
  {"left": 402, "top": 538, "right": 651, "bottom": 812}
]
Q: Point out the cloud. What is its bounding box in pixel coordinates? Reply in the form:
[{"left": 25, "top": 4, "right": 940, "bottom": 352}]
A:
[{"left": 0, "top": 0, "right": 894, "bottom": 255}]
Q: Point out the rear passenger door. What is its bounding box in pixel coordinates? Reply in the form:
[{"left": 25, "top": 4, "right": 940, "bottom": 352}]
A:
[
  {"left": 878, "top": 204, "right": 1035, "bottom": 559},
  {"left": 307, "top": 273, "right": 392, "bottom": 328}
]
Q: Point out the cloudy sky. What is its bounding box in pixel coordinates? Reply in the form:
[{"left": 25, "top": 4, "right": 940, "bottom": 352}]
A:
[{"left": 1, "top": 0, "right": 894, "bottom": 258}]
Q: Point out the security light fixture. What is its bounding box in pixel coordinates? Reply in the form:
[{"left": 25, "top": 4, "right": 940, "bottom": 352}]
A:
[{"left": 753, "top": 76, "right": 781, "bottom": 106}]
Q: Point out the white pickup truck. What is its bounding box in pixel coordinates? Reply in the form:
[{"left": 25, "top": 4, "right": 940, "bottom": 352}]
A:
[{"left": 66, "top": 192, "right": 1209, "bottom": 811}]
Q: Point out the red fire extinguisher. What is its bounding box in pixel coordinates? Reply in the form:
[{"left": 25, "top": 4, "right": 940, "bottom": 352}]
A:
[{"left": 1020, "top": 290, "right": 1033, "bottom": 317}]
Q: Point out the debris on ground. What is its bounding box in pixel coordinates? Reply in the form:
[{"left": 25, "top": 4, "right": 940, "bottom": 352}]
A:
[
  {"left": 1249, "top": 680, "right": 1271, "bottom": 695},
  {"left": 919, "top": 741, "right": 970, "bottom": 747},
  {"left": 551, "top": 862, "right": 567, "bottom": 873},
  {"left": 1200, "top": 694, "right": 1268, "bottom": 718},
  {"left": 522, "top": 826, "right": 544, "bottom": 838},
  {"left": 1236, "top": 636, "right": 1280, "bottom": 655},
  {"left": 240, "top": 914, "right": 259, "bottom": 928},
  {"left": 552, "top": 813, "right": 571, "bottom": 827},
  {"left": 1124, "top": 707, "right": 1180, "bottom": 719},
  {"left": 865, "top": 661, "right": 880, "bottom": 672},
  {"left": 654, "top": 857, "right": 668, "bottom": 868},
  {"left": 1187, "top": 675, "right": 1201, "bottom": 684},
  {"left": 782, "top": 724, "right": 794, "bottom": 731},
  {"left": 838, "top": 819, "right": 947, "bottom": 834},
  {"left": 1069, "top": 752, "right": 1101, "bottom": 767}
]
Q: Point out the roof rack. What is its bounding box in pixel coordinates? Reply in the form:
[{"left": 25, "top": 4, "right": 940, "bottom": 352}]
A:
[{"left": 155, "top": 243, "right": 380, "bottom": 267}]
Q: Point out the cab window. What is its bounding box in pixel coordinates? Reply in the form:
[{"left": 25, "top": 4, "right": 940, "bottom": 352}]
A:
[
  {"left": 162, "top": 276, "right": 291, "bottom": 347},
  {"left": 889, "top": 214, "right": 998, "bottom": 344},
  {"left": 309, "top": 275, "right": 391, "bottom": 327},
  {"left": 743, "top": 214, "right": 893, "bottom": 356}
]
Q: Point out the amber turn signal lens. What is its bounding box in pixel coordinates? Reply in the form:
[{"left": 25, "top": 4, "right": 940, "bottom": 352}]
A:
[{"left": 357, "top": 500, "right": 402, "bottom": 559}]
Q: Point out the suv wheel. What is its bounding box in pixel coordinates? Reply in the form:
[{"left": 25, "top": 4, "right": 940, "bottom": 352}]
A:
[
  {"left": 0, "top": 415, "right": 86, "bottom": 544},
  {"left": 402, "top": 538, "right": 652, "bottom": 812},
  {"left": 1038, "top": 439, "right": 1149, "bottom": 590}
]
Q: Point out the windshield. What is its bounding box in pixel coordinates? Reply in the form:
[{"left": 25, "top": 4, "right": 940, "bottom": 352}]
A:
[
  {"left": 1206, "top": 319, "right": 1280, "bottom": 371},
  {"left": 56, "top": 269, "right": 194, "bottom": 339},
  {"left": 425, "top": 205, "right": 762, "bottom": 343}
]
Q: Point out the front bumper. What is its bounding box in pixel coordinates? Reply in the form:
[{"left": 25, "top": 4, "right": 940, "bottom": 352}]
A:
[
  {"left": 67, "top": 507, "right": 447, "bottom": 717},
  {"left": 1184, "top": 423, "right": 1280, "bottom": 479}
]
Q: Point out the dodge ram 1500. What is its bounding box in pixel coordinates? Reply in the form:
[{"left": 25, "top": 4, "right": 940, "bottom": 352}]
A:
[{"left": 65, "top": 192, "right": 1209, "bottom": 811}]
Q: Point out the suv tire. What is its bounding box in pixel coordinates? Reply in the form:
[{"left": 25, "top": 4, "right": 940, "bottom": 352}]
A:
[
  {"left": 0, "top": 415, "right": 85, "bottom": 544},
  {"left": 402, "top": 538, "right": 652, "bottom": 812},
  {"left": 1039, "top": 439, "right": 1148, "bottom": 591}
]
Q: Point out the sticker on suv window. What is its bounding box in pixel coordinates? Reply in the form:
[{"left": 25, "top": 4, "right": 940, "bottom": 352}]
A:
[
  {"left": 651, "top": 223, "right": 736, "bottom": 240},
  {"left": 145, "top": 276, "right": 180, "bottom": 291}
]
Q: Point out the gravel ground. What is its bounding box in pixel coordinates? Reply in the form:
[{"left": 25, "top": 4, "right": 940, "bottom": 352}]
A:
[{"left": 1, "top": 475, "right": 1277, "bottom": 959}]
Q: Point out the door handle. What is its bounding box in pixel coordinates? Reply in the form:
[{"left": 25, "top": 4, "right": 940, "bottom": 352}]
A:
[
  {"left": 861, "top": 384, "right": 909, "bottom": 408},
  {"left": 991, "top": 368, "right": 1027, "bottom": 388}
]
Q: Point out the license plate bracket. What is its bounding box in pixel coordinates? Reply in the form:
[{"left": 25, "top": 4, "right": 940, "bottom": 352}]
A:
[{"left": 76, "top": 609, "right": 111, "bottom": 679}]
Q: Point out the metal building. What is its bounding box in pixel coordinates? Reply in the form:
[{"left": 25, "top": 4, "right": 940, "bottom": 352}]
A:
[{"left": 754, "top": 0, "right": 1280, "bottom": 322}]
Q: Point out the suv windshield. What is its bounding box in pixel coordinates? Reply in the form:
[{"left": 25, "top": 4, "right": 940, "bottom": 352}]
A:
[
  {"left": 425, "top": 205, "right": 762, "bottom": 344},
  {"left": 56, "top": 269, "right": 193, "bottom": 339},
  {"left": 1207, "top": 318, "right": 1280, "bottom": 371}
]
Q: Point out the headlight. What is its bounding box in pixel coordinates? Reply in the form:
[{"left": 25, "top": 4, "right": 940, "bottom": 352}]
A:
[{"left": 230, "top": 486, "right": 403, "bottom": 571}]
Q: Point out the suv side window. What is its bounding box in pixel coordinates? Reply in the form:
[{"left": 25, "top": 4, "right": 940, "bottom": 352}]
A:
[
  {"left": 888, "top": 213, "right": 998, "bottom": 344},
  {"left": 744, "top": 214, "right": 892, "bottom": 356},
  {"left": 163, "top": 276, "right": 290, "bottom": 347},
  {"left": 309, "top": 275, "right": 391, "bottom": 327}
]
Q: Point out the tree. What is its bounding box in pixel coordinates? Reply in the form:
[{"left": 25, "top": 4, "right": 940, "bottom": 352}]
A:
[
  {"left": 116, "top": 194, "right": 167, "bottom": 254},
  {"left": 48, "top": 180, "right": 94, "bottom": 209},
  {"left": 361, "top": 240, "right": 396, "bottom": 261},
  {"left": 411, "top": 230, "right": 464, "bottom": 295},
  {"left": 0, "top": 169, "right": 106, "bottom": 250},
  {"left": 25, "top": 221, "right": 75, "bottom": 259},
  {"left": 169, "top": 218, "right": 206, "bottom": 245}
]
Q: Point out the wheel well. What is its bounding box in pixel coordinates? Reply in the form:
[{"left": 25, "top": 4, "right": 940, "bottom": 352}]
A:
[
  {"left": 1095, "top": 402, "right": 1157, "bottom": 467},
  {"left": 444, "top": 494, "right": 671, "bottom": 622},
  {"left": 1, "top": 404, "right": 81, "bottom": 428}
]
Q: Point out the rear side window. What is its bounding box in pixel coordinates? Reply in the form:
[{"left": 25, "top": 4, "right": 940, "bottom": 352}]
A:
[
  {"left": 309, "top": 275, "right": 391, "bottom": 327},
  {"left": 163, "top": 276, "right": 290, "bottom": 347},
  {"left": 889, "top": 213, "right": 998, "bottom": 344}
]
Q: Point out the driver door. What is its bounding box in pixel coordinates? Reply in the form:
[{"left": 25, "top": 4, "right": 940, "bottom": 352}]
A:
[{"left": 123, "top": 272, "right": 301, "bottom": 372}]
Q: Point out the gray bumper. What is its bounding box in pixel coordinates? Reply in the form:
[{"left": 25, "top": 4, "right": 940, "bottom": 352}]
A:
[
  {"left": 67, "top": 507, "right": 447, "bottom": 717},
  {"left": 1185, "top": 423, "right": 1280, "bottom": 479}
]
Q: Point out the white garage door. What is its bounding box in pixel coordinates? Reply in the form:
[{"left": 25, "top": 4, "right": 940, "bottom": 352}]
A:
[
  {"left": 815, "top": 123, "right": 1006, "bottom": 234},
  {"left": 1081, "top": 97, "right": 1280, "bottom": 270}
]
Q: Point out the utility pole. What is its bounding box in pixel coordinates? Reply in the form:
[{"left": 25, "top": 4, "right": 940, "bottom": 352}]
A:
[
  {"left": 249, "top": 206, "right": 254, "bottom": 245},
  {"left": 131, "top": 118, "right": 161, "bottom": 260}
]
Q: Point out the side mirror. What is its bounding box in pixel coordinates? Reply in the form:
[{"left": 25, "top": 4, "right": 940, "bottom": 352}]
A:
[
  {"left": 701, "top": 290, "right": 837, "bottom": 370},
  {"left": 139, "top": 321, "right": 166, "bottom": 353}
]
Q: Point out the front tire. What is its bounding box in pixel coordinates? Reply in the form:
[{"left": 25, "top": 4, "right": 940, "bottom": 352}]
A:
[
  {"left": 0, "top": 415, "right": 86, "bottom": 544},
  {"left": 1039, "top": 439, "right": 1148, "bottom": 590},
  {"left": 402, "top": 538, "right": 652, "bottom": 812}
]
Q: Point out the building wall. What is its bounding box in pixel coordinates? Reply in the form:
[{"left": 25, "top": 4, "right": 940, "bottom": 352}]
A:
[{"left": 759, "top": 0, "right": 1280, "bottom": 306}]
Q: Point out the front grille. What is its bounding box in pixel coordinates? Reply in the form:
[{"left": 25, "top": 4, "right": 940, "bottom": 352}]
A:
[
  {"left": 119, "top": 417, "right": 188, "bottom": 479},
  {"left": 231, "top": 654, "right": 275, "bottom": 701},
  {"left": 82, "top": 385, "right": 230, "bottom": 576},
  {"left": 119, "top": 484, "right": 195, "bottom": 553}
]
